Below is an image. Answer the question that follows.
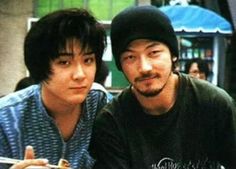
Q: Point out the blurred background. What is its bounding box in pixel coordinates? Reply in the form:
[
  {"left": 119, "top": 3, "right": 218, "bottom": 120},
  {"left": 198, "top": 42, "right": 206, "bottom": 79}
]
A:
[{"left": 0, "top": 0, "right": 236, "bottom": 99}]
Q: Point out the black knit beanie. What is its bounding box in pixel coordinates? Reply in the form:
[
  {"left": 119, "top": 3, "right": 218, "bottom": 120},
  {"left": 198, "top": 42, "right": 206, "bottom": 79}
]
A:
[{"left": 111, "top": 5, "right": 179, "bottom": 71}]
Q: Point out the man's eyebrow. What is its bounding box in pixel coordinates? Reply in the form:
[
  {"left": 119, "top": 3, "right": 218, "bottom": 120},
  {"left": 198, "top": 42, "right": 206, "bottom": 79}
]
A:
[
  {"left": 58, "top": 50, "right": 94, "bottom": 57},
  {"left": 124, "top": 41, "right": 161, "bottom": 53},
  {"left": 84, "top": 51, "right": 94, "bottom": 55},
  {"left": 123, "top": 48, "right": 133, "bottom": 53},
  {"left": 58, "top": 52, "right": 73, "bottom": 56},
  {"left": 146, "top": 42, "right": 161, "bottom": 49}
]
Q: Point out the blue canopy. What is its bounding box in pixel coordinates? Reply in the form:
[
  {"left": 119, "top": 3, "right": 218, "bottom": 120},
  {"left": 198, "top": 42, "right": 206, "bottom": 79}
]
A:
[{"left": 159, "top": 5, "right": 233, "bottom": 35}]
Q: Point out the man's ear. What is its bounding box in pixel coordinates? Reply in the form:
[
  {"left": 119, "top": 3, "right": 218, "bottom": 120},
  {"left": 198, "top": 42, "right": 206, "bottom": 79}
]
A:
[{"left": 172, "top": 56, "right": 177, "bottom": 62}]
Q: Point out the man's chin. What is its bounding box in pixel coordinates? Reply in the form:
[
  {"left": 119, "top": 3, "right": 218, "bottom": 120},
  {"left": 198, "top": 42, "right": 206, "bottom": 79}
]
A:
[{"left": 137, "top": 88, "right": 162, "bottom": 97}]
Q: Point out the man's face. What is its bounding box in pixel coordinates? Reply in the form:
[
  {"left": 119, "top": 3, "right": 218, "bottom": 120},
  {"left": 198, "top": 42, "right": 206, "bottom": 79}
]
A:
[
  {"left": 120, "top": 39, "right": 173, "bottom": 97},
  {"left": 42, "top": 41, "right": 96, "bottom": 106},
  {"left": 189, "top": 62, "right": 207, "bottom": 80}
]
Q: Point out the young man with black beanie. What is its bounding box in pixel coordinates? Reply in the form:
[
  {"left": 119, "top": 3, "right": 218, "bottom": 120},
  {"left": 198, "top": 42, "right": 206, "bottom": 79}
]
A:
[{"left": 90, "top": 5, "right": 236, "bottom": 169}]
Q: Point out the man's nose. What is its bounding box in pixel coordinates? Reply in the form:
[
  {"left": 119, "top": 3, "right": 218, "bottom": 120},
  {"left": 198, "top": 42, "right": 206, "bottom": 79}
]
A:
[
  {"left": 139, "top": 56, "right": 152, "bottom": 73},
  {"left": 72, "top": 64, "right": 86, "bottom": 80}
]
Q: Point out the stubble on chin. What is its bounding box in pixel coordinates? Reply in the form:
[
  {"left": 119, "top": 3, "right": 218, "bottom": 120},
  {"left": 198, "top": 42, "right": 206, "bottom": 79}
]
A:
[
  {"left": 133, "top": 74, "right": 162, "bottom": 97},
  {"left": 135, "top": 86, "right": 163, "bottom": 97}
]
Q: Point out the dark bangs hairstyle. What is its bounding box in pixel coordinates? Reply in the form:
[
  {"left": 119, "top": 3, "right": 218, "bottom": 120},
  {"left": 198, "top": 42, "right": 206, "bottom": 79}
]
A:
[
  {"left": 184, "top": 58, "right": 209, "bottom": 78},
  {"left": 24, "top": 8, "right": 107, "bottom": 83}
]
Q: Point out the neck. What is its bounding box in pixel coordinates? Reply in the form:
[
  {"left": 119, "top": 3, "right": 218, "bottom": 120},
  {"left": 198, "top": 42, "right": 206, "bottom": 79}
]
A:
[
  {"left": 134, "top": 73, "right": 179, "bottom": 116},
  {"left": 41, "top": 84, "right": 81, "bottom": 117},
  {"left": 41, "top": 85, "right": 82, "bottom": 141}
]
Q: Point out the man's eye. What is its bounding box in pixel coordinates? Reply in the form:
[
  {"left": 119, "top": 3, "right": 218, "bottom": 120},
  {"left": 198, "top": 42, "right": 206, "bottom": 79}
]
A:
[
  {"left": 84, "top": 57, "right": 95, "bottom": 64},
  {"left": 122, "top": 55, "right": 135, "bottom": 61},
  {"left": 58, "top": 60, "right": 70, "bottom": 65},
  {"left": 128, "top": 55, "right": 134, "bottom": 59},
  {"left": 149, "top": 50, "right": 160, "bottom": 56}
]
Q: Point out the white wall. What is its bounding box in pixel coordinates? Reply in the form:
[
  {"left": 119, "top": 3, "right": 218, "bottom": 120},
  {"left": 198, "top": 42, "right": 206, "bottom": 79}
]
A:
[{"left": 0, "top": 0, "right": 33, "bottom": 96}]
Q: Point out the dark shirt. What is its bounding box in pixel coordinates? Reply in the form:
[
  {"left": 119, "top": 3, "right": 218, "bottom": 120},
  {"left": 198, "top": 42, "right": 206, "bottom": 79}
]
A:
[{"left": 90, "top": 73, "right": 236, "bottom": 169}]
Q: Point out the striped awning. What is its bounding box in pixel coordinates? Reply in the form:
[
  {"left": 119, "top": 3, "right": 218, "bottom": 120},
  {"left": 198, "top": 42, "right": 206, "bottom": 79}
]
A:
[{"left": 159, "top": 5, "right": 233, "bottom": 35}]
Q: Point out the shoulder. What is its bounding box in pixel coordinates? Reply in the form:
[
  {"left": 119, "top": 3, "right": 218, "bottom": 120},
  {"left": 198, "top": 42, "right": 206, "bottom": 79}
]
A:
[
  {"left": 184, "top": 73, "right": 230, "bottom": 96},
  {"left": 91, "top": 82, "right": 108, "bottom": 93},
  {"left": 179, "top": 73, "right": 235, "bottom": 108},
  {"left": 97, "top": 86, "right": 133, "bottom": 120},
  {"left": 0, "top": 85, "right": 40, "bottom": 130},
  {"left": 92, "top": 87, "right": 136, "bottom": 140},
  {"left": 90, "top": 82, "right": 113, "bottom": 102},
  {"left": 0, "top": 85, "right": 40, "bottom": 110},
  {"left": 84, "top": 83, "right": 113, "bottom": 115}
]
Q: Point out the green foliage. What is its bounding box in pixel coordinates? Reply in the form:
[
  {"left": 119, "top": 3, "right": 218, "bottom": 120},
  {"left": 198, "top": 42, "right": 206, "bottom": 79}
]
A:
[
  {"left": 88, "top": 0, "right": 135, "bottom": 20},
  {"left": 35, "top": 0, "right": 135, "bottom": 20}
]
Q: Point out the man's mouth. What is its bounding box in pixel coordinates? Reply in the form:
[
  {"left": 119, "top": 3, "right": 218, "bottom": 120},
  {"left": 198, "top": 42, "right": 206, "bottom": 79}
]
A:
[{"left": 135, "top": 74, "right": 158, "bottom": 82}]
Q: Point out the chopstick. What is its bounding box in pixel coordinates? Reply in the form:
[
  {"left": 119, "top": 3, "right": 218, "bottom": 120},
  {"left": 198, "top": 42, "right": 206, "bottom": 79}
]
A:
[
  {"left": 0, "top": 157, "right": 72, "bottom": 169},
  {"left": 0, "top": 156, "right": 21, "bottom": 164}
]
